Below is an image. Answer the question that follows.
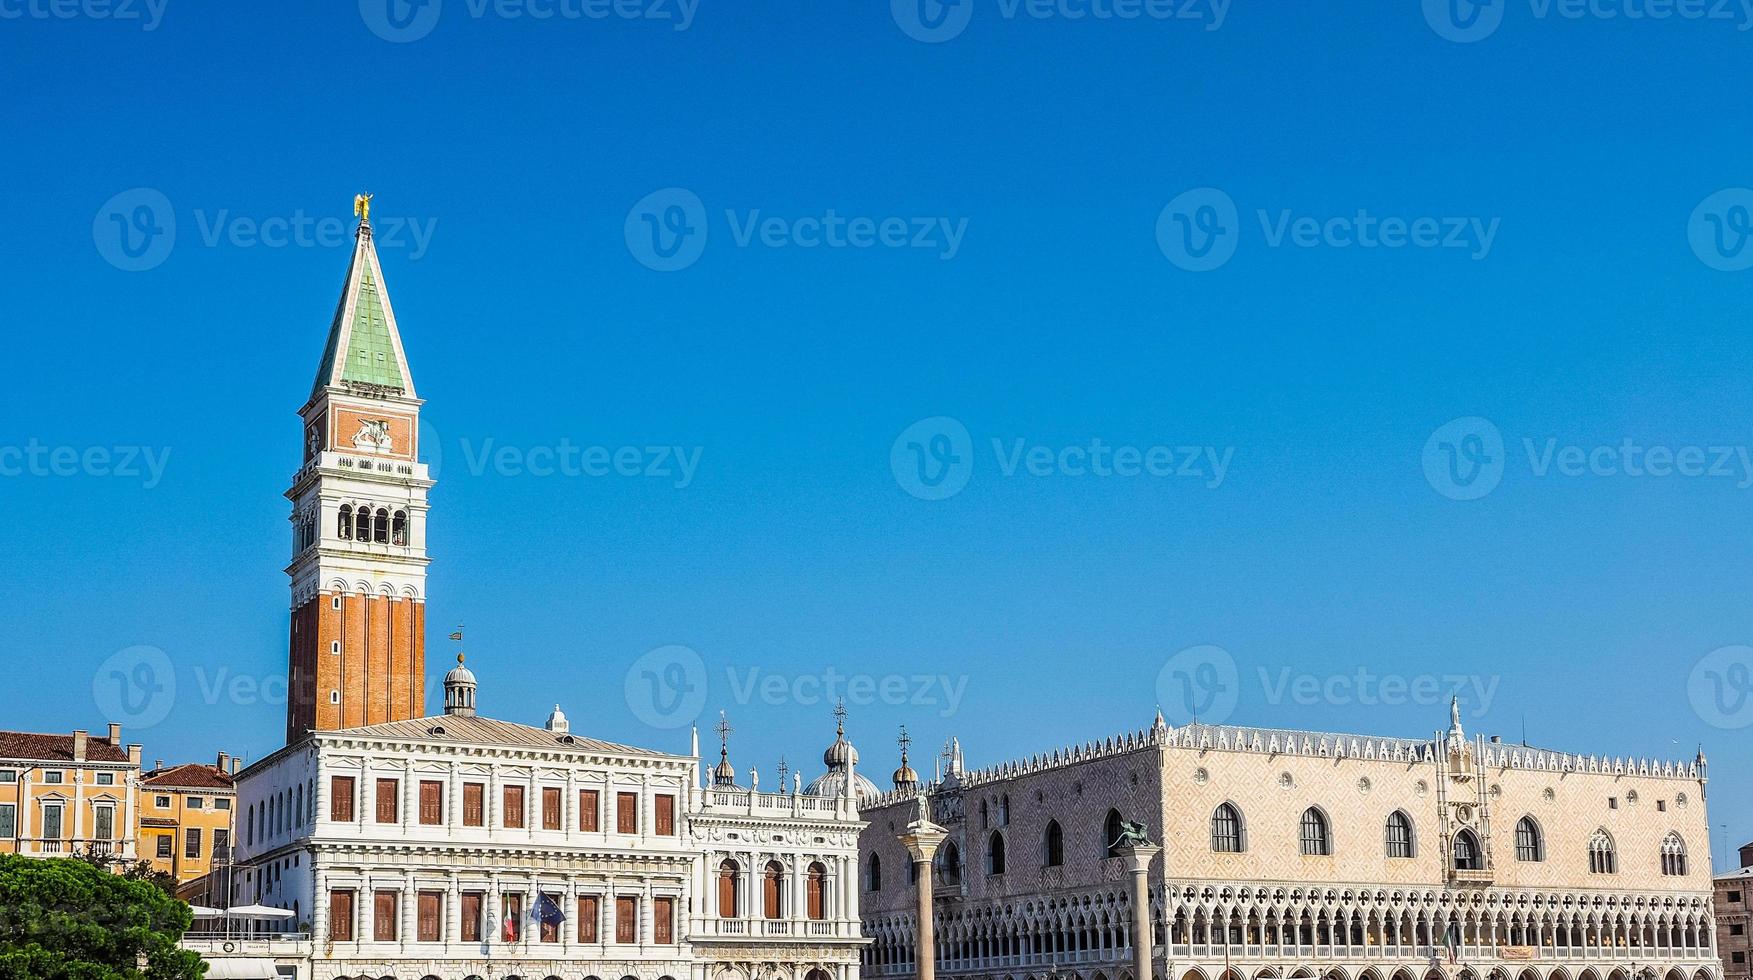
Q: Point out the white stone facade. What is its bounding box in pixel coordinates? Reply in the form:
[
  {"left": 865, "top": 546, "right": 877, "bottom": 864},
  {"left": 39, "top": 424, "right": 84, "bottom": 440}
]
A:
[
  {"left": 857, "top": 710, "right": 1719, "bottom": 980},
  {"left": 226, "top": 704, "right": 867, "bottom": 980}
]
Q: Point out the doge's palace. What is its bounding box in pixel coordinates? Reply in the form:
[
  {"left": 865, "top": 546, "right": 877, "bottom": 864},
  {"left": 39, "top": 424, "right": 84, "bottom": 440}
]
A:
[{"left": 858, "top": 703, "right": 1718, "bottom": 980}]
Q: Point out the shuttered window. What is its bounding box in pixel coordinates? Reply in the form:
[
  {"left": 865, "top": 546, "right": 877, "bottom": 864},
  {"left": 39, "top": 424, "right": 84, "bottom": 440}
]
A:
[
  {"left": 615, "top": 896, "right": 637, "bottom": 943},
  {"left": 579, "top": 789, "right": 599, "bottom": 831},
  {"left": 542, "top": 787, "right": 561, "bottom": 830},
  {"left": 417, "top": 891, "right": 442, "bottom": 941},
  {"left": 503, "top": 786, "right": 526, "bottom": 829},
  {"left": 616, "top": 792, "right": 637, "bottom": 834},
  {"left": 329, "top": 890, "right": 354, "bottom": 941},
  {"left": 418, "top": 781, "right": 442, "bottom": 825},
  {"left": 330, "top": 776, "right": 355, "bottom": 822},
  {"left": 462, "top": 783, "right": 484, "bottom": 827},
  {"left": 374, "top": 779, "right": 398, "bottom": 824},
  {"left": 460, "top": 892, "right": 483, "bottom": 942},
  {"left": 655, "top": 794, "right": 676, "bottom": 836},
  {"left": 654, "top": 896, "right": 675, "bottom": 944},
  {"left": 373, "top": 891, "right": 397, "bottom": 941},
  {"left": 577, "top": 895, "right": 600, "bottom": 943}
]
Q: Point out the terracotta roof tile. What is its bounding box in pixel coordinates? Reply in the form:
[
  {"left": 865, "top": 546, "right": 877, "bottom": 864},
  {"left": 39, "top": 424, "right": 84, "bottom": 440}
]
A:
[
  {"left": 142, "top": 763, "right": 234, "bottom": 789},
  {"left": 0, "top": 730, "right": 130, "bottom": 764}
]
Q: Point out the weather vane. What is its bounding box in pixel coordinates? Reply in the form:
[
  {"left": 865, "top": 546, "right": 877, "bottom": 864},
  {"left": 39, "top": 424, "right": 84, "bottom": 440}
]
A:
[
  {"left": 898, "top": 724, "right": 912, "bottom": 760},
  {"left": 776, "top": 756, "right": 790, "bottom": 786},
  {"left": 448, "top": 623, "right": 465, "bottom": 663},
  {"left": 833, "top": 698, "right": 848, "bottom": 734},
  {"left": 716, "top": 711, "right": 734, "bottom": 750}
]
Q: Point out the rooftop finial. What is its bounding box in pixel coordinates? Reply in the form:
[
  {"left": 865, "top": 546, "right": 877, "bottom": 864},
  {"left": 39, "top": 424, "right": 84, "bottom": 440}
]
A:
[
  {"left": 716, "top": 710, "right": 734, "bottom": 758},
  {"left": 354, "top": 192, "right": 373, "bottom": 225},
  {"left": 834, "top": 698, "right": 848, "bottom": 736},
  {"left": 898, "top": 724, "right": 912, "bottom": 761},
  {"left": 449, "top": 624, "right": 464, "bottom": 664}
]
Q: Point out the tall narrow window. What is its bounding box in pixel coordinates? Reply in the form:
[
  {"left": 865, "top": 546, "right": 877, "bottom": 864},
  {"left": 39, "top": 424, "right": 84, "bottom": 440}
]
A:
[
  {"left": 1043, "top": 820, "right": 1065, "bottom": 866},
  {"left": 1211, "top": 803, "right": 1244, "bottom": 853},
  {"left": 417, "top": 891, "right": 442, "bottom": 942},
  {"left": 329, "top": 890, "right": 355, "bottom": 941},
  {"left": 1589, "top": 829, "right": 1617, "bottom": 874},
  {"left": 462, "top": 783, "right": 484, "bottom": 827},
  {"left": 866, "top": 853, "right": 882, "bottom": 891},
  {"left": 1299, "top": 808, "right": 1331, "bottom": 856},
  {"left": 807, "top": 863, "right": 827, "bottom": 920},
  {"left": 1384, "top": 811, "right": 1415, "bottom": 859},
  {"left": 616, "top": 792, "right": 638, "bottom": 834},
  {"left": 654, "top": 896, "right": 675, "bottom": 943},
  {"left": 579, "top": 789, "right": 600, "bottom": 831},
  {"left": 986, "top": 832, "right": 1007, "bottom": 875},
  {"left": 503, "top": 786, "right": 526, "bottom": 829},
  {"left": 373, "top": 891, "right": 397, "bottom": 941},
  {"left": 577, "top": 895, "right": 600, "bottom": 943},
  {"left": 655, "top": 794, "right": 676, "bottom": 836},
  {"left": 1661, "top": 833, "right": 1688, "bottom": 876},
  {"left": 763, "top": 861, "right": 785, "bottom": 919},
  {"left": 718, "top": 859, "right": 742, "bottom": 917},
  {"left": 392, "top": 510, "right": 408, "bottom": 546},
  {"left": 338, "top": 506, "right": 353, "bottom": 540},
  {"left": 502, "top": 894, "right": 522, "bottom": 943},
  {"left": 331, "top": 776, "right": 356, "bottom": 822},
  {"left": 1103, "top": 809, "right": 1124, "bottom": 858},
  {"left": 1515, "top": 816, "right": 1543, "bottom": 862},
  {"left": 184, "top": 827, "right": 201, "bottom": 859},
  {"left": 418, "top": 781, "right": 442, "bottom": 825},
  {"left": 374, "top": 779, "right": 398, "bottom": 824},
  {"left": 615, "top": 896, "right": 637, "bottom": 943},
  {"left": 1452, "top": 828, "right": 1483, "bottom": 870},
  {"left": 354, "top": 507, "right": 370, "bottom": 541},
  {"left": 542, "top": 787, "right": 562, "bottom": 830},
  {"left": 460, "top": 892, "right": 483, "bottom": 943},
  {"left": 539, "top": 894, "right": 561, "bottom": 943},
  {"left": 94, "top": 806, "right": 114, "bottom": 842},
  {"left": 373, "top": 509, "right": 389, "bottom": 544}
]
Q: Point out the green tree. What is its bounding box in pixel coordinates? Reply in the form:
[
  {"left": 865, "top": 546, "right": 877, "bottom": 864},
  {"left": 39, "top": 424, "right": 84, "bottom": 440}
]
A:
[{"left": 0, "top": 853, "right": 205, "bottom": 980}]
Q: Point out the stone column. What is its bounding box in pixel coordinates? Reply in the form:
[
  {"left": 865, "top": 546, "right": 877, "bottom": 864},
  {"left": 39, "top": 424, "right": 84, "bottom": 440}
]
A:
[
  {"left": 1117, "top": 844, "right": 1162, "bottom": 980},
  {"left": 899, "top": 813, "right": 948, "bottom": 980}
]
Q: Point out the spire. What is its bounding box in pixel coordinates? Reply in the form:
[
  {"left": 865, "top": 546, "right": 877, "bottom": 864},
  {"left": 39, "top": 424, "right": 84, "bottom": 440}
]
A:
[
  {"left": 893, "top": 724, "right": 919, "bottom": 791},
  {"left": 712, "top": 711, "right": 739, "bottom": 789},
  {"left": 311, "top": 195, "right": 417, "bottom": 401}
]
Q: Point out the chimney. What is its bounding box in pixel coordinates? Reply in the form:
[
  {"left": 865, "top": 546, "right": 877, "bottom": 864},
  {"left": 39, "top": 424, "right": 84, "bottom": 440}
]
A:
[
  {"left": 231, "top": 757, "right": 242, "bottom": 775},
  {"left": 72, "top": 730, "right": 88, "bottom": 762},
  {"left": 1740, "top": 841, "right": 1753, "bottom": 871},
  {"left": 1489, "top": 735, "right": 1503, "bottom": 744},
  {"left": 154, "top": 759, "right": 164, "bottom": 772},
  {"left": 107, "top": 723, "right": 122, "bottom": 746},
  {"left": 217, "top": 752, "right": 230, "bottom": 773},
  {"left": 128, "top": 744, "right": 143, "bottom": 768}
]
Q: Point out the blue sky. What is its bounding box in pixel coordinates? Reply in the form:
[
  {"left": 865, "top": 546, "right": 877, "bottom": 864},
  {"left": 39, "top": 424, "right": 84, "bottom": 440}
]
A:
[{"left": 4, "top": 0, "right": 1753, "bottom": 868}]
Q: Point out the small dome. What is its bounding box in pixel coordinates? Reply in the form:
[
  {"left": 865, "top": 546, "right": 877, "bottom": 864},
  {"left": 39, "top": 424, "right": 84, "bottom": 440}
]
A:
[
  {"left": 804, "top": 769, "right": 881, "bottom": 802},
  {"left": 444, "top": 659, "right": 476, "bottom": 685},
  {"left": 545, "top": 704, "right": 569, "bottom": 735},
  {"left": 893, "top": 761, "right": 919, "bottom": 788},
  {"left": 443, "top": 653, "right": 478, "bottom": 717},
  {"left": 712, "top": 753, "right": 740, "bottom": 789}
]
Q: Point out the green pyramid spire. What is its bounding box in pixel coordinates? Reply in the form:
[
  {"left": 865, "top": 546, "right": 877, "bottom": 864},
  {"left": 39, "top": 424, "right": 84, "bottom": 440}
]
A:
[{"left": 311, "top": 220, "right": 414, "bottom": 400}]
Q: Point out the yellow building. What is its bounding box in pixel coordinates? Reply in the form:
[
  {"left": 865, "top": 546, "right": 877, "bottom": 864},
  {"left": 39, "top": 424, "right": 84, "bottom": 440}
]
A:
[
  {"left": 0, "top": 724, "right": 142, "bottom": 859},
  {"left": 139, "top": 754, "right": 239, "bottom": 884}
]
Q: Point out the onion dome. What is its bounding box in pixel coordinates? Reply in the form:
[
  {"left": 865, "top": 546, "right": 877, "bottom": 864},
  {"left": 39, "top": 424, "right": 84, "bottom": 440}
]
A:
[
  {"left": 804, "top": 702, "right": 880, "bottom": 802},
  {"left": 892, "top": 724, "right": 920, "bottom": 791}
]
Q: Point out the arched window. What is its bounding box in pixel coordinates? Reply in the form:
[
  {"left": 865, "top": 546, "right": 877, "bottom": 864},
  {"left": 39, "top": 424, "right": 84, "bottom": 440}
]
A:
[
  {"left": 763, "top": 861, "right": 785, "bottom": 919},
  {"left": 1384, "top": 810, "right": 1415, "bottom": 859},
  {"left": 338, "top": 506, "right": 353, "bottom": 540},
  {"left": 1452, "top": 828, "right": 1483, "bottom": 870},
  {"left": 392, "top": 510, "right": 408, "bottom": 546},
  {"left": 717, "top": 859, "right": 741, "bottom": 917},
  {"left": 1211, "top": 803, "right": 1244, "bottom": 853},
  {"left": 373, "top": 508, "right": 390, "bottom": 544},
  {"left": 999, "top": 794, "right": 1011, "bottom": 826},
  {"left": 246, "top": 804, "right": 255, "bottom": 846},
  {"left": 1042, "top": 820, "right": 1064, "bottom": 867},
  {"left": 986, "top": 832, "right": 1007, "bottom": 875},
  {"left": 1103, "top": 809, "right": 1124, "bottom": 858},
  {"left": 866, "top": 853, "right": 882, "bottom": 891},
  {"left": 1515, "top": 816, "right": 1544, "bottom": 862},
  {"left": 353, "top": 505, "right": 371, "bottom": 541},
  {"left": 979, "top": 800, "right": 989, "bottom": 829},
  {"left": 1299, "top": 807, "right": 1331, "bottom": 856},
  {"left": 294, "top": 785, "right": 304, "bottom": 828},
  {"left": 1589, "top": 829, "right": 1617, "bottom": 874},
  {"left": 936, "top": 840, "right": 962, "bottom": 886},
  {"left": 806, "top": 862, "right": 828, "bottom": 920},
  {"left": 1661, "top": 833, "right": 1688, "bottom": 876}
]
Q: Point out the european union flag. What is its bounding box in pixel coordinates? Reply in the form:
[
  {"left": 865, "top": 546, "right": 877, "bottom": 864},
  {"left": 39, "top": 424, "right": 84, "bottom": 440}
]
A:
[{"left": 532, "top": 893, "right": 567, "bottom": 927}]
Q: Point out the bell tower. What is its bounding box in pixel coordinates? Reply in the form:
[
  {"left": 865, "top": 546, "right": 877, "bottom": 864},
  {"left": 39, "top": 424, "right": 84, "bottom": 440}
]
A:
[{"left": 285, "top": 196, "right": 434, "bottom": 743}]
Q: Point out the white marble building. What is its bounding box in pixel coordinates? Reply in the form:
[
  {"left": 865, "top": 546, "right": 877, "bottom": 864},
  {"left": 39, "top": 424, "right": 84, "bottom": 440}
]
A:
[{"left": 223, "top": 658, "right": 868, "bottom": 980}]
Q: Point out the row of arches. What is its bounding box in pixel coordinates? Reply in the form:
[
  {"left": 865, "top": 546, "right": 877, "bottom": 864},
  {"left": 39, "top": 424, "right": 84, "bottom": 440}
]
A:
[
  {"left": 716, "top": 859, "right": 830, "bottom": 920},
  {"left": 338, "top": 504, "right": 410, "bottom": 546}
]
